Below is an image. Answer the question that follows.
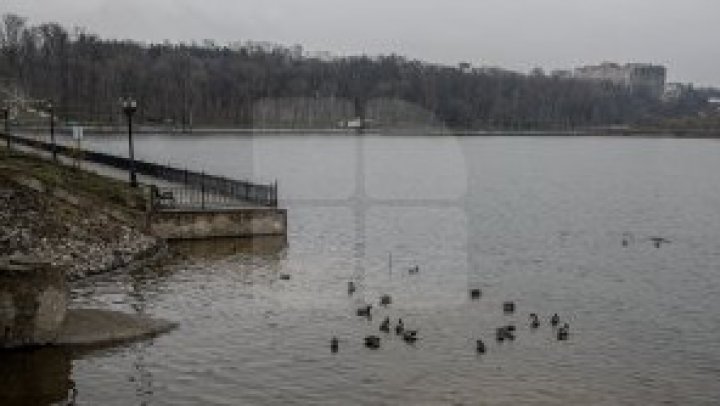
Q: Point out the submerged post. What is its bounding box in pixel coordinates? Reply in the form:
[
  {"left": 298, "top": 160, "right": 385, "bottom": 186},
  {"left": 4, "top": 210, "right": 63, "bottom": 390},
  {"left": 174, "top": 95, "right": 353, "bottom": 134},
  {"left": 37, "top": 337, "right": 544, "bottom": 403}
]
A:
[{"left": 389, "top": 252, "right": 393, "bottom": 275}]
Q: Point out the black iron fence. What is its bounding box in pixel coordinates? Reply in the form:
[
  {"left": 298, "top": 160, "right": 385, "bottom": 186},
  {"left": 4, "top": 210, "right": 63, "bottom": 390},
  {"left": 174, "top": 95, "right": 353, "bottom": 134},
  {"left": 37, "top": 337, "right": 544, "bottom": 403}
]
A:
[
  {"left": 153, "top": 185, "right": 264, "bottom": 210},
  {"left": 0, "top": 132, "right": 278, "bottom": 207}
]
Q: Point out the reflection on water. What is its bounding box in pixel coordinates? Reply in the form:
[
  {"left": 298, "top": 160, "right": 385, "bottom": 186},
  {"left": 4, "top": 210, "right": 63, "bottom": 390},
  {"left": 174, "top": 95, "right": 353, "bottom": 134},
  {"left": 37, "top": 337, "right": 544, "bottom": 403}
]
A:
[
  {"left": 0, "top": 348, "right": 74, "bottom": 405},
  {"left": 170, "top": 236, "right": 288, "bottom": 259}
]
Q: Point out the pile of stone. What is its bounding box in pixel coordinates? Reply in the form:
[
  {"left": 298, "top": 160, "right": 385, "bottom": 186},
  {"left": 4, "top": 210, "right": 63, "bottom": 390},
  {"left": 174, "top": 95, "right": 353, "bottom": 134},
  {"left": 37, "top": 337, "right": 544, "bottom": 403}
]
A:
[{"left": 0, "top": 183, "right": 163, "bottom": 279}]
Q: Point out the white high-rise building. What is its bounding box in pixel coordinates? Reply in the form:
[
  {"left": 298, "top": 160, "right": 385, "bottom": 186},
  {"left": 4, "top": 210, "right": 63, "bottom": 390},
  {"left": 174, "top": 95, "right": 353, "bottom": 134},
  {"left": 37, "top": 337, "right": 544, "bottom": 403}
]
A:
[{"left": 574, "top": 62, "right": 667, "bottom": 98}]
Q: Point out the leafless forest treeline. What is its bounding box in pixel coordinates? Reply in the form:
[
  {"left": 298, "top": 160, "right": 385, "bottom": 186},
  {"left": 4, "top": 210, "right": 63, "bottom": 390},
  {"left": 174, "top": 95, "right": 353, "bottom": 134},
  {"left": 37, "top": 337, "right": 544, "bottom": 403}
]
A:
[{"left": 0, "top": 14, "right": 715, "bottom": 129}]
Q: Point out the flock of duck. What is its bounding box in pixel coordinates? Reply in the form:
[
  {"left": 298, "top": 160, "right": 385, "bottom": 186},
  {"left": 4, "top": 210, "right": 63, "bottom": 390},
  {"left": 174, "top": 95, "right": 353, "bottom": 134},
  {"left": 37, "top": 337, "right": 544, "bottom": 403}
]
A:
[
  {"left": 331, "top": 266, "right": 571, "bottom": 354},
  {"left": 317, "top": 232, "right": 669, "bottom": 354}
]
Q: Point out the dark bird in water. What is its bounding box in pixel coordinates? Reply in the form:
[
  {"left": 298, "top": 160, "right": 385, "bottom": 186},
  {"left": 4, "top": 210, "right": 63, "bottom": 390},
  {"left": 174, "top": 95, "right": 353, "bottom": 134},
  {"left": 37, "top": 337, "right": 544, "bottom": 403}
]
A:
[
  {"left": 408, "top": 265, "right": 420, "bottom": 275},
  {"left": 529, "top": 313, "right": 540, "bottom": 329},
  {"left": 347, "top": 281, "right": 356, "bottom": 294},
  {"left": 476, "top": 339, "right": 486, "bottom": 354},
  {"left": 622, "top": 232, "right": 633, "bottom": 247},
  {"left": 650, "top": 237, "right": 670, "bottom": 249},
  {"left": 496, "top": 326, "right": 515, "bottom": 342},
  {"left": 470, "top": 289, "right": 482, "bottom": 300},
  {"left": 379, "top": 317, "right": 391, "bottom": 333},
  {"left": 503, "top": 301, "right": 516, "bottom": 314},
  {"left": 331, "top": 337, "right": 339, "bottom": 353},
  {"left": 380, "top": 294, "right": 392, "bottom": 306},
  {"left": 557, "top": 323, "right": 570, "bottom": 341},
  {"left": 402, "top": 330, "right": 418, "bottom": 343},
  {"left": 396, "top": 318, "right": 405, "bottom": 335},
  {"left": 357, "top": 305, "right": 372, "bottom": 317},
  {"left": 496, "top": 327, "right": 505, "bottom": 342},
  {"left": 365, "top": 335, "right": 381, "bottom": 349},
  {"left": 551, "top": 313, "right": 560, "bottom": 327}
]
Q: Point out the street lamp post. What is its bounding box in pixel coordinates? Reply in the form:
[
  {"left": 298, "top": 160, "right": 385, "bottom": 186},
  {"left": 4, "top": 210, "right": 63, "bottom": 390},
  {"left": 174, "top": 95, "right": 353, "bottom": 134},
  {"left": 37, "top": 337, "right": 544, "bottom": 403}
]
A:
[
  {"left": 121, "top": 98, "right": 138, "bottom": 187},
  {"left": 47, "top": 101, "right": 57, "bottom": 161},
  {"left": 1, "top": 106, "right": 8, "bottom": 149}
]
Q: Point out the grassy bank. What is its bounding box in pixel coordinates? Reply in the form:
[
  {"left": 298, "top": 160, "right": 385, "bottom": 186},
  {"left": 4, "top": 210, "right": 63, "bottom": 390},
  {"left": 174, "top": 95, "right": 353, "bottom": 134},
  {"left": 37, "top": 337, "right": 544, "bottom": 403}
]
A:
[{"left": 0, "top": 148, "right": 147, "bottom": 211}]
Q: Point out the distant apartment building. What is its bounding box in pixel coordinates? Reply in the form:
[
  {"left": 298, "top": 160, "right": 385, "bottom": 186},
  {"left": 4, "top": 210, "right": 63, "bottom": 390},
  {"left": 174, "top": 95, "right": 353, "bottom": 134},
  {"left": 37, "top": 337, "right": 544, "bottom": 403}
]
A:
[
  {"left": 458, "top": 62, "right": 473, "bottom": 74},
  {"left": 550, "top": 69, "right": 573, "bottom": 79},
  {"left": 573, "top": 62, "right": 667, "bottom": 98},
  {"left": 709, "top": 97, "right": 720, "bottom": 112},
  {"left": 662, "top": 82, "right": 691, "bottom": 102},
  {"left": 305, "top": 50, "right": 335, "bottom": 62}
]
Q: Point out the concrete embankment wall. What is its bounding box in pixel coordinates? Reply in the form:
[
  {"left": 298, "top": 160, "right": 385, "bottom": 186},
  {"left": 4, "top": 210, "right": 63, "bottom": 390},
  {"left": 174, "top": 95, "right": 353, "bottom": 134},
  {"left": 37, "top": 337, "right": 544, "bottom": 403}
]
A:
[
  {"left": 1, "top": 255, "right": 177, "bottom": 350},
  {"left": 149, "top": 208, "right": 287, "bottom": 240},
  {"left": 0, "top": 257, "right": 67, "bottom": 348}
]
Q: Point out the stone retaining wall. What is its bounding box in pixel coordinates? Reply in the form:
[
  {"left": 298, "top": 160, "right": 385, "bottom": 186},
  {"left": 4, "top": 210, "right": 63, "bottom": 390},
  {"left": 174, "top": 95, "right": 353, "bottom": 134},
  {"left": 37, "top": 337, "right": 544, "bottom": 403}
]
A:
[
  {"left": 149, "top": 208, "right": 287, "bottom": 240},
  {"left": 0, "top": 256, "right": 67, "bottom": 348}
]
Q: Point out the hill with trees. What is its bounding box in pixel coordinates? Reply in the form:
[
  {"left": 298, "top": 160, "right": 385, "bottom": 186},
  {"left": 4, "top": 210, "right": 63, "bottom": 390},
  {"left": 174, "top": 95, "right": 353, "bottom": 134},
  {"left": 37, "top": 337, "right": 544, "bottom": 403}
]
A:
[{"left": 1, "top": 13, "right": 716, "bottom": 130}]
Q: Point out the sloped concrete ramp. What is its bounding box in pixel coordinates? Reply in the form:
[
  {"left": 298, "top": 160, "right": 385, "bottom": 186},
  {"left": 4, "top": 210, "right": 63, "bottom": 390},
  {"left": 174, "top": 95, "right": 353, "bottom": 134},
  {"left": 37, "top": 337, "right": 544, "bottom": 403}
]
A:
[{"left": 56, "top": 309, "right": 177, "bottom": 347}]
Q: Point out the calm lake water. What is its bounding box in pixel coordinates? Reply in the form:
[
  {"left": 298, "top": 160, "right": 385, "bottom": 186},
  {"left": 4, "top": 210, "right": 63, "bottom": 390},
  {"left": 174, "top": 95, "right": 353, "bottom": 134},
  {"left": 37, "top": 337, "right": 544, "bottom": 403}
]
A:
[{"left": 4, "top": 134, "right": 720, "bottom": 405}]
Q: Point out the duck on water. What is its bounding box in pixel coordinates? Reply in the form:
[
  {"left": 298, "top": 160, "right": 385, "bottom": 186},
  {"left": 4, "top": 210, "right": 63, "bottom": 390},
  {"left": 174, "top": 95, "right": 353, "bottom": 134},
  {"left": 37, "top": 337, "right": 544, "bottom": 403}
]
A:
[
  {"left": 379, "top": 317, "right": 391, "bottom": 333},
  {"left": 395, "top": 318, "right": 404, "bottom": 335},
  {"left": 357, "top": 305, "right": 372, "bottom": 317},
  {"left": 402, "top": 330, "right": 418, "bottom": 343},
  {"left": 529, "top": 313, "right": 540, "bottom": 329},
  {"left": 365, "top": 335, "right": 381, "bottom": 349}
]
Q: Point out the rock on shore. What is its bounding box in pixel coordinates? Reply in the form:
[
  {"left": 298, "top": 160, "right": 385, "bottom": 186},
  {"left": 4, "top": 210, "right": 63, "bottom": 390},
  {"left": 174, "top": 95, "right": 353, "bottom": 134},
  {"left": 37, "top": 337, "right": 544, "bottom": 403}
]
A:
[{"left": 0, "top": 179, "right": 163, "bottom": 279}]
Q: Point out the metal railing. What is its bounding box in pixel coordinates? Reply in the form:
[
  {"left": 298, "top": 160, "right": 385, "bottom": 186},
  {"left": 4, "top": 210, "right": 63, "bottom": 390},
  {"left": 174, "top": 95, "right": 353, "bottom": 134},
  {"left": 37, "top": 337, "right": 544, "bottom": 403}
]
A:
[
  {"left": 145, "top": 165, "right": 278, "bottom": 207},
  {"left": 0, "top": 131, "right": 278, "bottom": 207},
  {"left": 153, "top": 185, "right": 268, "bottom": 210}
]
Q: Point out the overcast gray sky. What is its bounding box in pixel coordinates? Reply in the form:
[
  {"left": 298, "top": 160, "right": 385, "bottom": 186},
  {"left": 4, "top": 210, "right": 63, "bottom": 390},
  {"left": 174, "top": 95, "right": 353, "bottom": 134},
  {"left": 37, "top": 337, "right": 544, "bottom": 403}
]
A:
[{"left": 5, "top": 0, "right": 719, "bottom": 86}]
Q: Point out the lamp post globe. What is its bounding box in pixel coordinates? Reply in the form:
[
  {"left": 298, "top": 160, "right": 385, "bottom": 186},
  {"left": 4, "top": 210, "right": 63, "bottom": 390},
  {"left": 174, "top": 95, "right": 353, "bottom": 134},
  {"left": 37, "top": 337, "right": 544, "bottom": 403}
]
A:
[{"left": 122, "top": 99, "right": 137, "bottom": 116}]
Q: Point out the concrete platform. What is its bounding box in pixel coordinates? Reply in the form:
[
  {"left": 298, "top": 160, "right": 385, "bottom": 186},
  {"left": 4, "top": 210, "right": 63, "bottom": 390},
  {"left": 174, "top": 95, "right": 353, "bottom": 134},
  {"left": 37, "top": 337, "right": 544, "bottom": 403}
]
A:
[
  {"left": 55, "top": 309, "right": 177, "bottom": 347},
  {"left": 150, "top": 207, "right": 287, "bottom": 239}
]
